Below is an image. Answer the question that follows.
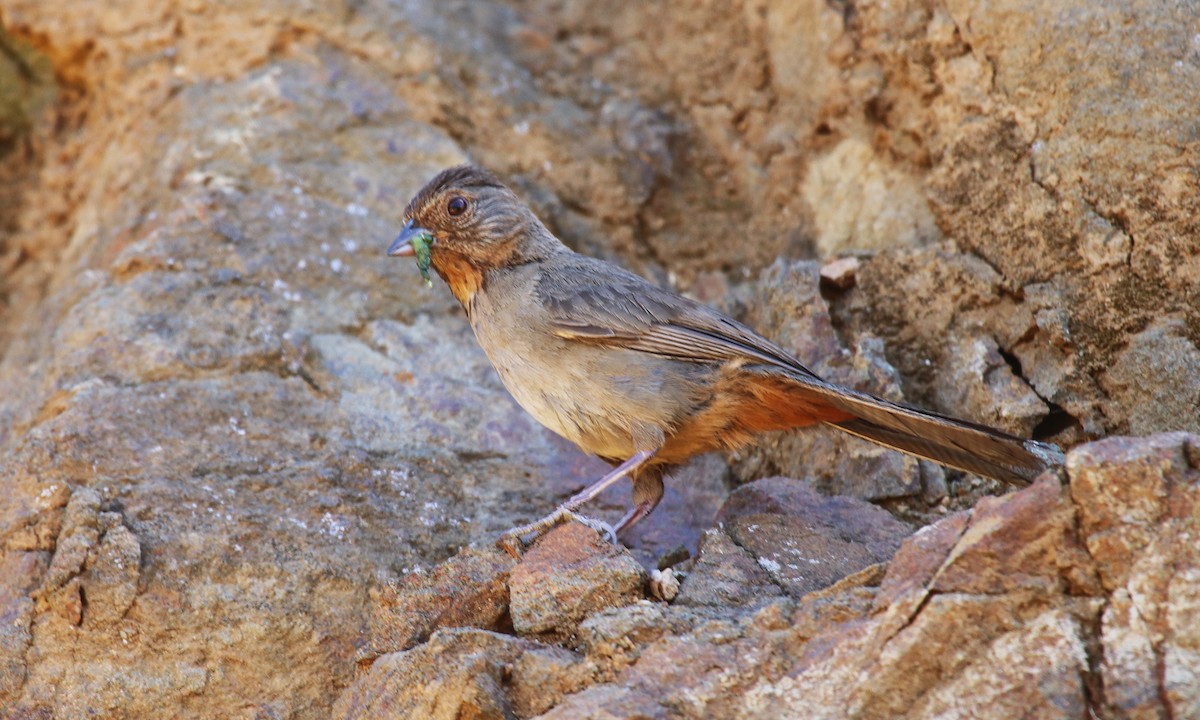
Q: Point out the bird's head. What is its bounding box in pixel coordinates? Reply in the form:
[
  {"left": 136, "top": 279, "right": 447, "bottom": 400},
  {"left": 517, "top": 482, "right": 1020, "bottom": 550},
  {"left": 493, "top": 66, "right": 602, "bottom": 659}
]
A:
[{"left": 388, "top": 165, "right": 560, "bottom": 281}]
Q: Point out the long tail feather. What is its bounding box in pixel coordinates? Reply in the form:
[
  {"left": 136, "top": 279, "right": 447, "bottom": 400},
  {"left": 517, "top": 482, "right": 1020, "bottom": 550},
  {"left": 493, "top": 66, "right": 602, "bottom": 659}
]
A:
[{"left": 774, "top": 369, "right": 1064, "bottom": 484}]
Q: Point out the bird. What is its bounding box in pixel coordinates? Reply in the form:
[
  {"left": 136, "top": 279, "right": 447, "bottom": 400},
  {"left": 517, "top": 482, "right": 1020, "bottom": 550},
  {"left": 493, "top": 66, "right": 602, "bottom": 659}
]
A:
[{"left": 386, "top": 164, "right": 1064, "bottom": 552}]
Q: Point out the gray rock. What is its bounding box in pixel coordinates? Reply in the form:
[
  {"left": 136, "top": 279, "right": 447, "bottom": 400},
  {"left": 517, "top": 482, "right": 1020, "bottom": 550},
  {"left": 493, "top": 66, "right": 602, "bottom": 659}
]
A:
[{"left": 717, "top": 477, "right": 912, "bottom": 597}]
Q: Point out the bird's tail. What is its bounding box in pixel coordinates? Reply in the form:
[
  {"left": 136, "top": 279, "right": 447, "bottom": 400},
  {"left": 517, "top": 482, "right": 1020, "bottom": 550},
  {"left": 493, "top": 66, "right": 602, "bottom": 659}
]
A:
[{"left": 777, "top": 369, "right": 1064, "bottom": 485}]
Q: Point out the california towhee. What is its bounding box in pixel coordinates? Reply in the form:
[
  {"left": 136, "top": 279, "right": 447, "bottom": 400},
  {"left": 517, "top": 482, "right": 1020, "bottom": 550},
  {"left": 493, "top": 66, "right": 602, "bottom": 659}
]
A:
[{"left": 388, "top": 165, "right": 1064, "bottom": 550}]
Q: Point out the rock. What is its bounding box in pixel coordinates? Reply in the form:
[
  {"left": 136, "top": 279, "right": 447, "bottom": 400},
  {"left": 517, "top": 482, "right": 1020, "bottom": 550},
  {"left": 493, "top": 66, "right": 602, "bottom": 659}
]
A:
[
  {"left": 36, "top": 488, "right": 102, "bottom": 599},
  {"left": 363, "top": 547, "right": 516, "bottom": 660},
  {"left": 1067, "top": 433, "right": 1200, "bottom": 718},
  {"left": 788, "top": 563, "right": 885, "bottom": 643},
  {"left": 0, "top": 25, "right": 56, "bottom": 353},
  {"left": 923, "top": 474, "right": 1098, "bottom": 597},
  {"left": 333, "top": 628, "right": 584, "bottom": 720},
  {"left": 927, "top": 333, "right": 1051, "bottom": 439},
  {"left": 1101, "top": 317, "right": 1200, "bottom": 435},
  {"left": 507, "top": 640, "right": 596, "bottom": 718},
  {"left": 527, "top": 435, "right": 1199, "bottom": 719},
  {"left": 77, "top": 515, "right": 141, "bottom": 629},
  {"left": 539, "top": 622, "right": 800, "bottom": 720},
  {"left": 673, "top": 528, "right": 784, "bottom": 609},
  {"left": 508, "top": 523, "right": 647, "bottom": 640},
  {"left": 1068, "top": 434, "right": 1187, "bottom": 592},
  {"left": 577, "top": 601, "right": 669, "bottom": 663},
  {"left": 716, "top": 477, "right": 912, "bottom": 597},
  {"left": 0, "top": 552, "right": 39, "bottom": 703},
  {"left": 0, "top": 31, "right": 616, "bottom": 716},
  {"left": 803, "top": 137, "right": 939, "bottom": 256},
  {"left": 31, "top": 488, "right": 141, "bottom": 630},
  {"left": 906, "top": 606, "right": 1094, "bottom": 719}
]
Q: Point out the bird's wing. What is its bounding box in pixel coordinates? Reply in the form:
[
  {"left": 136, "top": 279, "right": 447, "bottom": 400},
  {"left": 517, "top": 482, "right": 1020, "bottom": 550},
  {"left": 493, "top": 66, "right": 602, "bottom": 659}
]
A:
[{"left": 535, "top": 255, "right": 823, "bottom": 380}]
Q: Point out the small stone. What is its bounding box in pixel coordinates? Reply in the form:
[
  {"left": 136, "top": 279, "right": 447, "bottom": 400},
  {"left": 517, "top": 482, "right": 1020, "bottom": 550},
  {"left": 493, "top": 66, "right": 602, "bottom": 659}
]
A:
[
  {"left": 649, "top": 568, "right": 680, "bottom": 601},
  {"left": 819, "top": 256, "right": 861, "bottom": 289}
]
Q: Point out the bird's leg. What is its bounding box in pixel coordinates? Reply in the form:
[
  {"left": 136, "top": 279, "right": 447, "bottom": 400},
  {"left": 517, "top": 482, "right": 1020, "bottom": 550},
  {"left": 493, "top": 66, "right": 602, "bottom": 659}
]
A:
[
  {"left": 614, "top": 470, "right": 664, "bottom": 535},
  {"left": 498, "top": 449, "right": 656, "bottom": 554}
]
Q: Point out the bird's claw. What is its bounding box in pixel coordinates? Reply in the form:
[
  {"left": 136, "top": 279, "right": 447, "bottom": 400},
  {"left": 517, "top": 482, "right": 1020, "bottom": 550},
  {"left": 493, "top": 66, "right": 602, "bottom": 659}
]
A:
[
  {"left": 496, "top": 531, "right": 526, "bottom": 558},
  {"left": 564, "top": 511, "right": 619, "bottom": 544}
]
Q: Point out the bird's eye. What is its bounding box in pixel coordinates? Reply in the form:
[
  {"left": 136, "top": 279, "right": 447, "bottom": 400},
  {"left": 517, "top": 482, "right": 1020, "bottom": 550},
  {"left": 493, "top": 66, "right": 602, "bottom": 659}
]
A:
[{"left": 447, "top": 196, "right": 468, "bottom": 216}]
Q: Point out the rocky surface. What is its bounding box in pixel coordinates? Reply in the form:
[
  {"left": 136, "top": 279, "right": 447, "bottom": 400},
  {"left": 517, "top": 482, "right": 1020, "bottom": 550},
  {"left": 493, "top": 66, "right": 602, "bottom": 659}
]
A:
[
  {"left": 0, "top": 0, "right": 1197, "bottom": 718},
  {"left": 333, "top": 437, "right": 1200, "bottom": 719}
]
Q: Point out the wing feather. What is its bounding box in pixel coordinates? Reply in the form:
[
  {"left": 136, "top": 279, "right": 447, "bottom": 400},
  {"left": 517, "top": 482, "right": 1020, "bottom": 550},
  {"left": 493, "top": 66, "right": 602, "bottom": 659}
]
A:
[{"left": 537, "top": 255, "right": 820, "bottom": 378}]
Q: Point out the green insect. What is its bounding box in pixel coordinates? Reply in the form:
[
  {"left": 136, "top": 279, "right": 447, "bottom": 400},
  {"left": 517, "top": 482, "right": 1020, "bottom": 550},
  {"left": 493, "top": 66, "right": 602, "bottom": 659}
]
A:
[{"left": 411, "top": 231, "right": 435, "bottom": 287}]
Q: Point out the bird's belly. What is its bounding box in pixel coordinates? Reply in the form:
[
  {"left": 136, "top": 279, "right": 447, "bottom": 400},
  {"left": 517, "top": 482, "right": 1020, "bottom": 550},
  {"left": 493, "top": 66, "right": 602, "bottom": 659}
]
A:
[
  {"left": 472, "top": 330, "right": 684, "bottom": 460},
  {"left": 490, "top": 352, "right": 638, "bottom": 458}
]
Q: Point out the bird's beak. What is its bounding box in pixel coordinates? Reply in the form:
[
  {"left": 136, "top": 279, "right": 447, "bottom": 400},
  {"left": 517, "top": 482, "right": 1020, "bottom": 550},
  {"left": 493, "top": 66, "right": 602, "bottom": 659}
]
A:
[{"left": 387, "top": 219, "right": 430, "bottom": 257}]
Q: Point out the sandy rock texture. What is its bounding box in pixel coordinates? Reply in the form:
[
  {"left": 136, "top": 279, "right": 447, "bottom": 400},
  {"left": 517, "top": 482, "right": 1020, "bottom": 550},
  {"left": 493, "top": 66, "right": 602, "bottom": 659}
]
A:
[{"left": 0, "top": 0, "right": 1197, "bottom": 718}]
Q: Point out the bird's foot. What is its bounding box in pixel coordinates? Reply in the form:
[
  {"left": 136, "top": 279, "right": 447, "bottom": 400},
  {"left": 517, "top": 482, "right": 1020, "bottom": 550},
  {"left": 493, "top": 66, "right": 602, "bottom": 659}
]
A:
[
  {"left": 496, "top": 506, "right": 619, "bottom": 557},
  {"left": 564, "top": 511, "right": 618, "bottom": 544}
]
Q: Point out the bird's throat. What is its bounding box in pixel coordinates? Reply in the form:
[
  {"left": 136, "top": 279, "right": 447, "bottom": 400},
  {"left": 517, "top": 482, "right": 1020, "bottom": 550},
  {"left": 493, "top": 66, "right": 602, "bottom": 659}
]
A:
[{"left": 433, "top": 251, "right": 486, "bottom": 309}]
